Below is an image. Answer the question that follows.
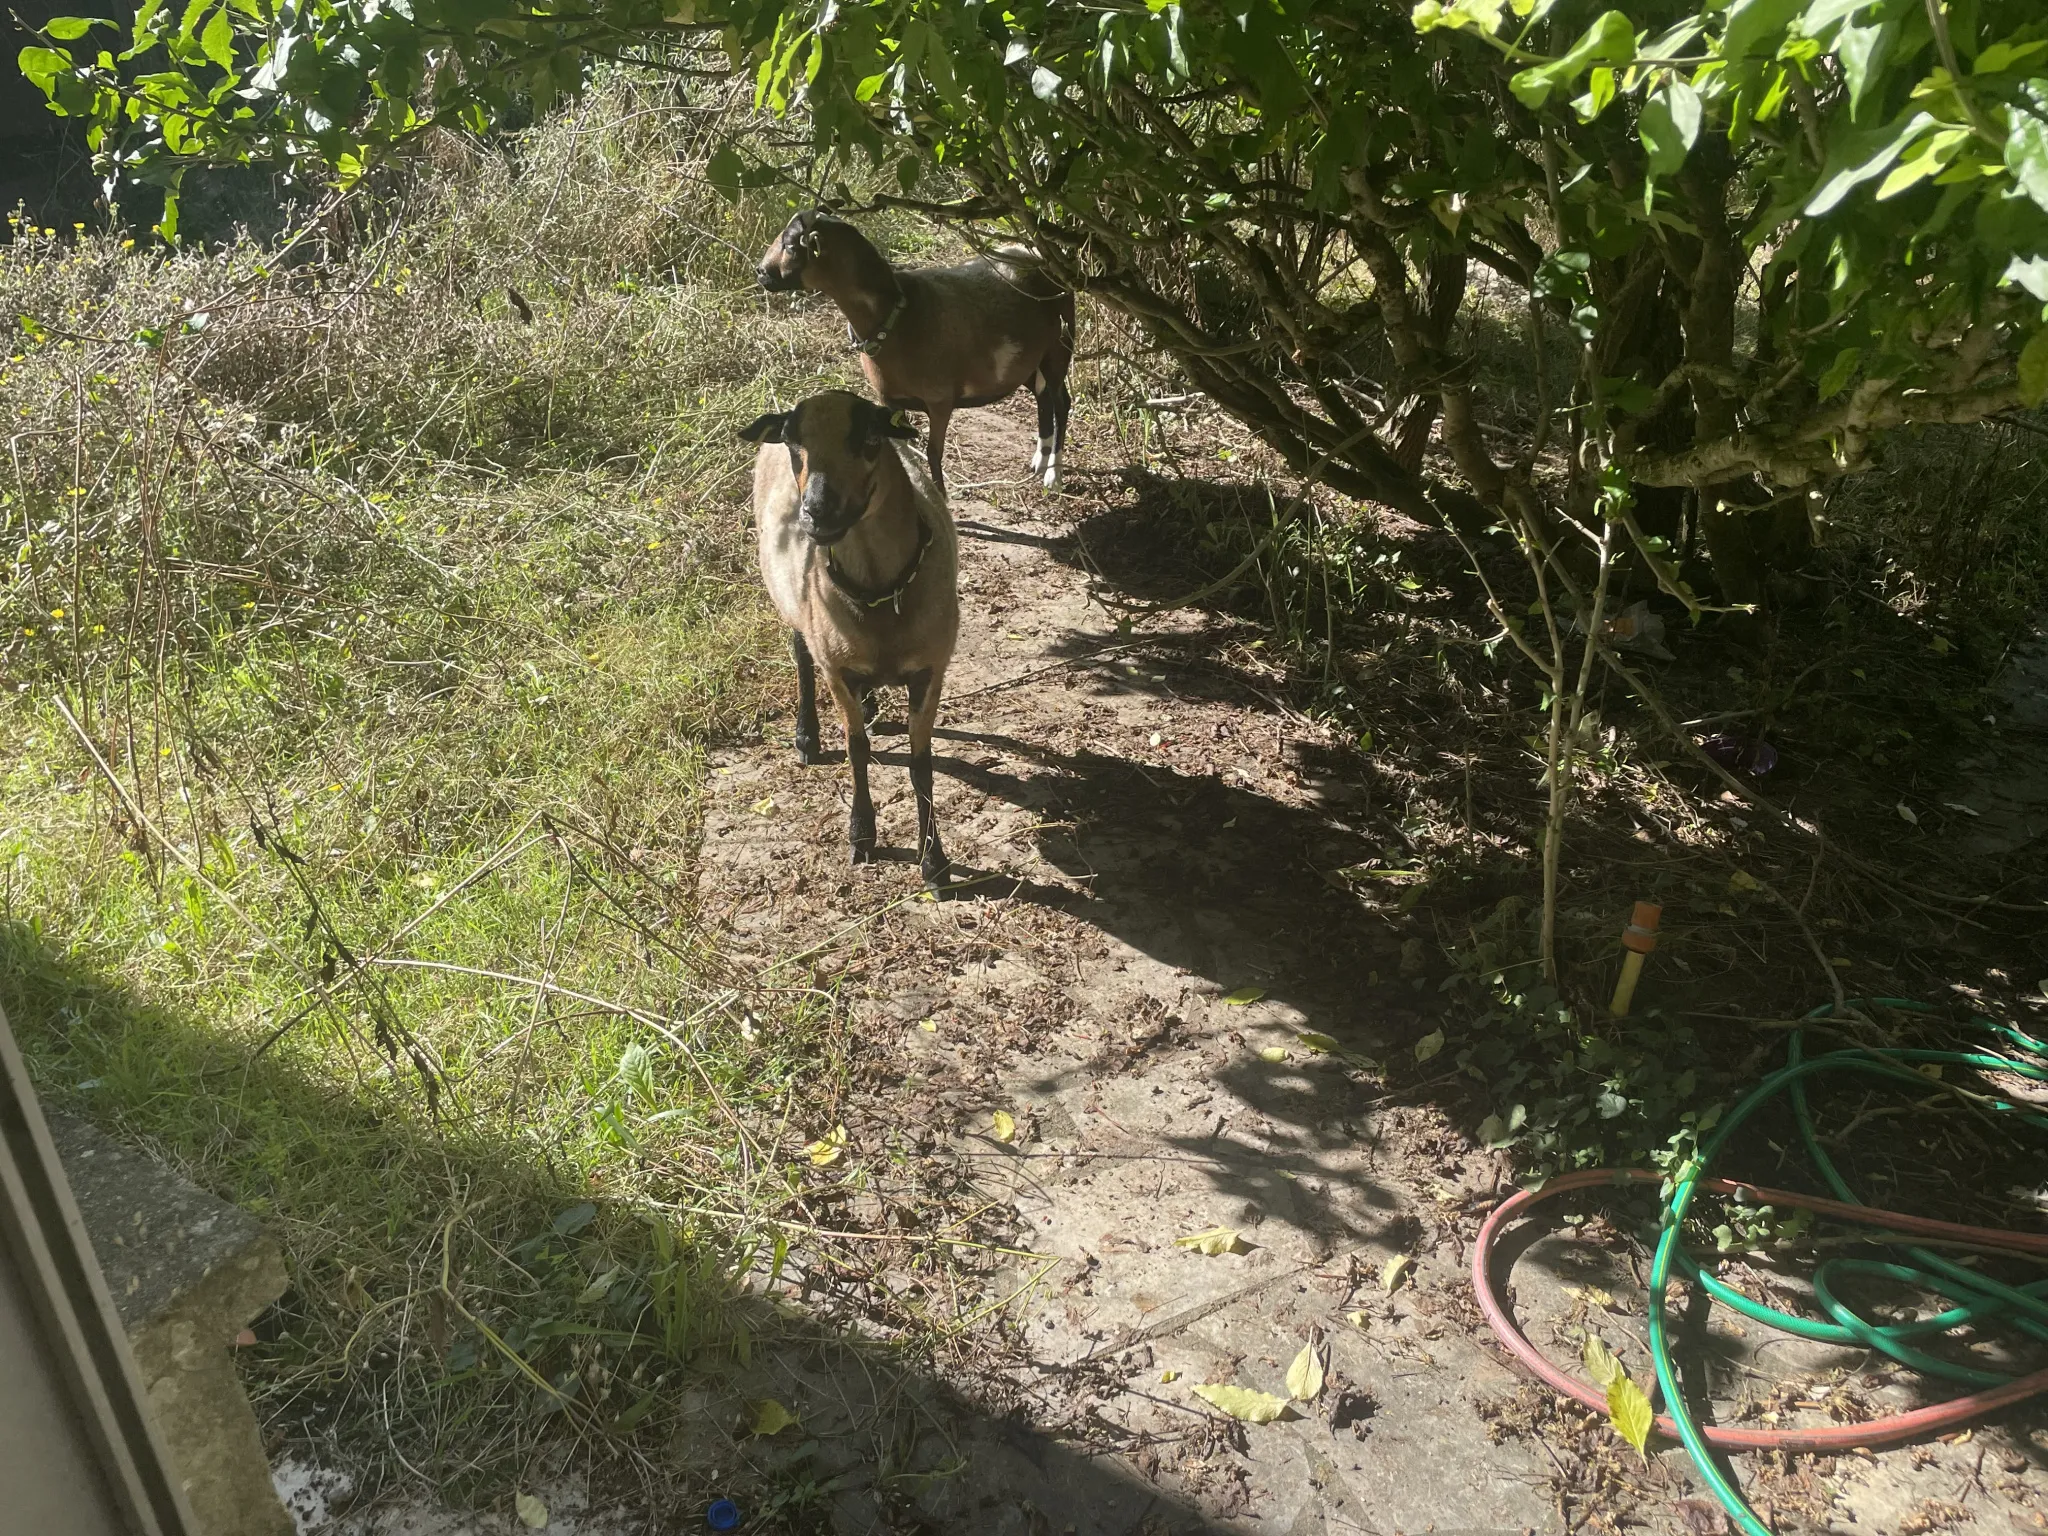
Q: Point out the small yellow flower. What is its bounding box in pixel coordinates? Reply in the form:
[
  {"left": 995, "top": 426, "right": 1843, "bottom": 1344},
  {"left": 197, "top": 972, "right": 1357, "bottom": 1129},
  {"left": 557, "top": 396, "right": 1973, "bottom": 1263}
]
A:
[{"left": 49, "top": 608, "right": 63, "bottom": 618}]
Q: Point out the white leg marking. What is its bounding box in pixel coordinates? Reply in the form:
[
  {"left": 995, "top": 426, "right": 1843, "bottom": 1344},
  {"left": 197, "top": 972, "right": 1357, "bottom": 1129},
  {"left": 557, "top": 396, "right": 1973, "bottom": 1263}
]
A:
[
  {"left": 1032, "top": 433, "right": 1054, "bottom": 475},
  {"left": 1042, "top": 447, "right": 1061, "bottom": 490}
]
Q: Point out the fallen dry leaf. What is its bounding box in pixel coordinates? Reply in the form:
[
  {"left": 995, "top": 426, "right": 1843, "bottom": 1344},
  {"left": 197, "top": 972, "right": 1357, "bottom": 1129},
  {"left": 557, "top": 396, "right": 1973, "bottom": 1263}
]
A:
[
  {"left": 1191, "top": 1383, "right": 1292, "bottom": 1423},
  {"left": 1285, "top": 1342, "right": 1325, "bottom": 1402},
  {"left": 1175, "top": 1225, "right": 1248, "bottom": 1256},
  {"left": 1222, "top": 985, "right": 1265, "bottom": 1006},
  {"left": 1608, "top": 1372, "right": 1655, "bottom": 1460},
  {"left": 991, "top": 1109, "right": 1016, "bottom": 1143},
  {"left": 750, "top": 795, "right": 775, "bottom": 816},
  {"left": 749, "top": 1398, "right": 798, "bottom": 1437},
  {"left": 1381, "top": 1254, "right": 1413, "bottom": 1292},
  {"left": 1258, "top": 1045, "right": 1288, "bottom": 1062},
  {"left": 515, "top": 1493, "right": 548, "bottom": 1530},
  {"left": 1297, "top": 1031, "right": 1341, "bottom": 1053},
  {"left": 804, "top": 1126, "right": 847, "bottom": 1167}
]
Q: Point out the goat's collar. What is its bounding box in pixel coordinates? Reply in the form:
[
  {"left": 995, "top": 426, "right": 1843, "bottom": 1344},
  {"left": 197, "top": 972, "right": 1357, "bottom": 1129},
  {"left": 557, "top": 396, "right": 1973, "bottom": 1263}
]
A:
[
  {"left": 847, "top": 287, "right": 909, "bottom": 354},
  {"left": 825, "top": 514, "right": 934, "bottom": 615}
]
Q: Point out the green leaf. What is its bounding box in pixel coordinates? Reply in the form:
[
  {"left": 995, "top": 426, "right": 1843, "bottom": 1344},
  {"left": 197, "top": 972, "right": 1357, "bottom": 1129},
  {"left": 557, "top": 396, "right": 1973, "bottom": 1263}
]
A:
[
  {"left": 1510, "top": 10, "right": 1633, "bottom": 108},
  {"left": 44, "top": 16, "right": 107, "bottom": 39},
  {"left": 1222, "top": 985, "right": 1265, "bottom": 1005},
  {"left": 1191, "top": 1383, "right": 1293, "bottom": 1422},
  {"left": 1030, "top": 65, "right": 1063, "bottom": 102},
  {"left": 1877, "top": 126, "right": 1968, "bottom": 198},
  {"left": 1816, "top": 345, "right": 1860, "bottom": 399},
  {"left": 551, "top": 1201, "right": 598, "bottom": 1236},
  {"left": 199, "top": 3, "right": 232, "bottom": 67},
  {"left": 2019, "top": 328, "right": 2048, "bottom": 408},
  {"left": 705, "top": 143, "right": 743, "bottom": 201},
  {"left": 1722, "top": 0, "right": 1803, "bottom": 61},
  {"left": 1638, "top": 79, "right": 1701, "bottom": 175},
  {"left": 1974, "top": 40, "right": 2048, "bottom": 75},
  {"left": 1806, "top": 111, "right": 1933, "bottom": 214},
  {"left": 2003, "top": 255, "right": 2048, "bottom": 302},
  {"left": 16, "top": 45, "right": 71, "bottom": 95},
  {"left": 1413, "top": 1028, "right": 1445, "bottom": 1062},
  {"left": 1837, "top": 17, "right": 1897, "bottom": 121},
  {"left": 1607, "top": 1372, "right": 1655, "bottom": 1459},
  {"left": 2007, "top": 99, "right": 2048, "bottom": 214}
]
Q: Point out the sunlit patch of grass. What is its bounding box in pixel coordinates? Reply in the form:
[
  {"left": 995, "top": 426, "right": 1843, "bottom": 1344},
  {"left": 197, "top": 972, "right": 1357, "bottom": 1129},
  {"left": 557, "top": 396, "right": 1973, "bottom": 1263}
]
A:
[{"left": 0, "top": 72, "right": 905, "bottom": 1501}]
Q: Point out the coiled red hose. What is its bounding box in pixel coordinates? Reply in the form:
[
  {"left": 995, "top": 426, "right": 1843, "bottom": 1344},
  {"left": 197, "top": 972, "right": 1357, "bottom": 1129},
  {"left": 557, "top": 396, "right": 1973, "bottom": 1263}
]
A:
[{"left": 1471, "top": 1167, "right": 2048, "bottom": 1451}]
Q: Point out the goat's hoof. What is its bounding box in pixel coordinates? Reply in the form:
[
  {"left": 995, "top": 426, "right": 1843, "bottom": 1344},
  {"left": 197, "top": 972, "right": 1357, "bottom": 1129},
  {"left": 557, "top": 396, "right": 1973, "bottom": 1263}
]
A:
[
  {"left": 849, "top": 820, "right": 877, "bottom": 864},
  {"left": 1041, "top": 466, "right": 1061, "bottom": 491},
  {"left": 921, "top": 854, "right": 952, "bottom": 889},
  {"left": 795, "top": 734, "right": 821, "bottom": 766}
]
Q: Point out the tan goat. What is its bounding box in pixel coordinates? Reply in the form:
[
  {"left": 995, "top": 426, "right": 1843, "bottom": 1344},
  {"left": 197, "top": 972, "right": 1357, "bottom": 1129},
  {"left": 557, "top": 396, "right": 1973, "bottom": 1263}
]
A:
[
  {"left": 756, "top": 210, "right": 1074, "bottom": 491},
  {"left": 742, "top": 390, "right": 959, "bottom": 886}
]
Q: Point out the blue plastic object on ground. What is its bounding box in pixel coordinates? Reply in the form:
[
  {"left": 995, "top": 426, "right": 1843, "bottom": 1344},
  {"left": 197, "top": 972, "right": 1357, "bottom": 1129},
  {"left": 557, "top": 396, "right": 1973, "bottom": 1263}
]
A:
[{"left": 706, "top": 1499, "right": 741, "bottom": 1531}]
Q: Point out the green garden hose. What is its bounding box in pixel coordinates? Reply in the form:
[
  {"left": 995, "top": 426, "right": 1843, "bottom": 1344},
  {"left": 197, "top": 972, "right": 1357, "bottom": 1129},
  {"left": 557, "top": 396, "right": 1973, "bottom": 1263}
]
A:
[{"left": 1474, "top": 1000, "right": 2048, "bottom": 1536}]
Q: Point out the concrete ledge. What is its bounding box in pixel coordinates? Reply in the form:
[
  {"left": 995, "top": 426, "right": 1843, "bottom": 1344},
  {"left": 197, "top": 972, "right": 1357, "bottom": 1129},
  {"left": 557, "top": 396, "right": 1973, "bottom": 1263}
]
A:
[{"left": 48, "top": 1113, "right": 293, "bottom": 1536}]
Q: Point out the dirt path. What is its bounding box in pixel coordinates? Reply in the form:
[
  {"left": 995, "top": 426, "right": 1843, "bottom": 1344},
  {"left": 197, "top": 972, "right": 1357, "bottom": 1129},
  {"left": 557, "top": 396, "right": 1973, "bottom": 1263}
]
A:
[{"left": 691, "top": 403, "right": 2042, "bottom": 1536}]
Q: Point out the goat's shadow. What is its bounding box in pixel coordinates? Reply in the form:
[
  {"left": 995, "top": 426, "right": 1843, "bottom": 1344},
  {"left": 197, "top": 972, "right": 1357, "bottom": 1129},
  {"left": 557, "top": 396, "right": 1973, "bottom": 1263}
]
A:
[{"left": 864, "top": 707, "right": 1440, "bottom": 1245}]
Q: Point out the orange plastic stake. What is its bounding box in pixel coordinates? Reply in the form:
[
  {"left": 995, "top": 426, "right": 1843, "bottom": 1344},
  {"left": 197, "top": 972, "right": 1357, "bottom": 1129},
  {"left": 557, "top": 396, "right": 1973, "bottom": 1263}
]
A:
[{"left": 1609, "top": 901, "right": 1663, "bottom": 1018}]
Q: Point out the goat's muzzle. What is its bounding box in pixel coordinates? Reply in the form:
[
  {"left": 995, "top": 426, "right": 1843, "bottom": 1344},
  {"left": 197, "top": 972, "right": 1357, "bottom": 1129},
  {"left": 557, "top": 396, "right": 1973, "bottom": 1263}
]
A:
[
  {"left": 798, "top": 484, "right": 857, "bottom": 546},
  {"left": 757, "top": 262, "right": 800, "bottom": 293}
]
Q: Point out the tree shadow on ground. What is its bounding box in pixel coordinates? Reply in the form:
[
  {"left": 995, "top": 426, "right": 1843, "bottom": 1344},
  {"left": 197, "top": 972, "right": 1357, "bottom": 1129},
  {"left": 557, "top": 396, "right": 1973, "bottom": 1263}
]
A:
[{"left": 0, "top": 921, "right": 1239, "bottom": 1535}]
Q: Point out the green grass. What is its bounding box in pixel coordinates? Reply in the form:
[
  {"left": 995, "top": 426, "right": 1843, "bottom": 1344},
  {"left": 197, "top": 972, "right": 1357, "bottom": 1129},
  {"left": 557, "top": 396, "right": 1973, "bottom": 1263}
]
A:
[{"left": 0, "top": 77, "right": 931, "bottom": 1500}]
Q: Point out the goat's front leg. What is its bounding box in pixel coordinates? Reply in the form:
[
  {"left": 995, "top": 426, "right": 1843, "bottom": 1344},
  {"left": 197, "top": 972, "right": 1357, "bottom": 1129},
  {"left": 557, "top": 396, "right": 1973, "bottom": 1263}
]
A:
[
  {"left": 905, "top": 665, "right": 949, "bottom": 886},
  {"left": 924, "top": 405, "right": 952, "bottom": 491},
  {"left": 822, "top": 669, "right": 876, "bottom": 863},
  {"left": 790, "top": 631, "right": 822, "bottom": 765}
]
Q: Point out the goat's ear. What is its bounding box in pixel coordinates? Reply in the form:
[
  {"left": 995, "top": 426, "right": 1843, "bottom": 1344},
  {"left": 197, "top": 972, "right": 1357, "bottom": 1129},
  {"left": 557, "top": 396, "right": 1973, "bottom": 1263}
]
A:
[
  {"left": 878, "top": 409, "right": 919, "bottom": 442},
  {"left": 737, "top": 411, "right": 790, "bottom": 444}
]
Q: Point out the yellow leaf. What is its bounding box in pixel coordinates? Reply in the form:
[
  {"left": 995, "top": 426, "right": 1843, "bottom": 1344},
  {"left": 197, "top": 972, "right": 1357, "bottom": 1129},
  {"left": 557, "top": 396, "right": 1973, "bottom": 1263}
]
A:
[
  {"left": 1285, "top": 1342, "right": 1325, "bottom": 1401},
  {"left": 515, "top": 1493, "right": 549, "bottom": 1530},
  {"left": 1728, "top": 869, "right": 1760, "bottom": 892},
  {"left": 1345, "top": 1309, "right": 1369, "bottom": 1328},
  {"left": 1175, "top": 1226, "right": 1247, "bottom": 1256},
  {"left": 1222, "top": 985, "right": 1264, "bottom": 1005},
  {"left": 991, "top": 1109, "right": 1017, "bottom": 1142},
  {"left": 1160, "top": 1369, "right": 1180, "bottom": 1383},
  {"left": 1298, "top": 1031, "right": 1341, "bottom": 1052},
  {"left": 1565, "top": 1285, "right": 1616, "bottom": 1310},
  {"left": 749, "top": 1398, "right": 798, "bottom": 1436},
  {"left": 1607, "top": 1372, "right": 1655, "bottom": 1460},
  {"left": 1258, "top": 1045, "right": 1288, "bottom": 1062},
  {"left": 1191, "top": 1383, "right": 1292, "bottom": 1423},
  {"left": 1381, "top": 1254, "right": 1413, "bottom": 1292},
  {"left": 917, "top": 1018, "right": 937, "bottom": 1032},
  {"left": 1413, "top": 1029, "right": 1445, "bottom": 1062},
  {"left": 751, "top": 796, "right": 775, "bottom": 816},
  {"left": 804, "top": 1126, "right": 847, "bottom": 1166},
  {"left": 1582, "top": 1334, "right": 1623, "bottom": 1391}
]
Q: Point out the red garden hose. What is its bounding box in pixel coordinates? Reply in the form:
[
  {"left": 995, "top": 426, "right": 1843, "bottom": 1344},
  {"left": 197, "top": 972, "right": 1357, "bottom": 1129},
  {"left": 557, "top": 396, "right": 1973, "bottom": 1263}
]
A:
[{"left": 1472, "top": 1167, "right": 2048, "bottom": 1452}]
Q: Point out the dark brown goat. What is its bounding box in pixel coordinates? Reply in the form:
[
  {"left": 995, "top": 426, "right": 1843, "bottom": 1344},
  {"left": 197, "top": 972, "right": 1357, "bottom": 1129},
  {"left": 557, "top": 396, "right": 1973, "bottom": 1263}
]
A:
[
  {"left": 742, "top": 390, "right": 959, "bottom": 886},
  {"left": 757, "top": 210, "right": 1074, "bottom": 491}
]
